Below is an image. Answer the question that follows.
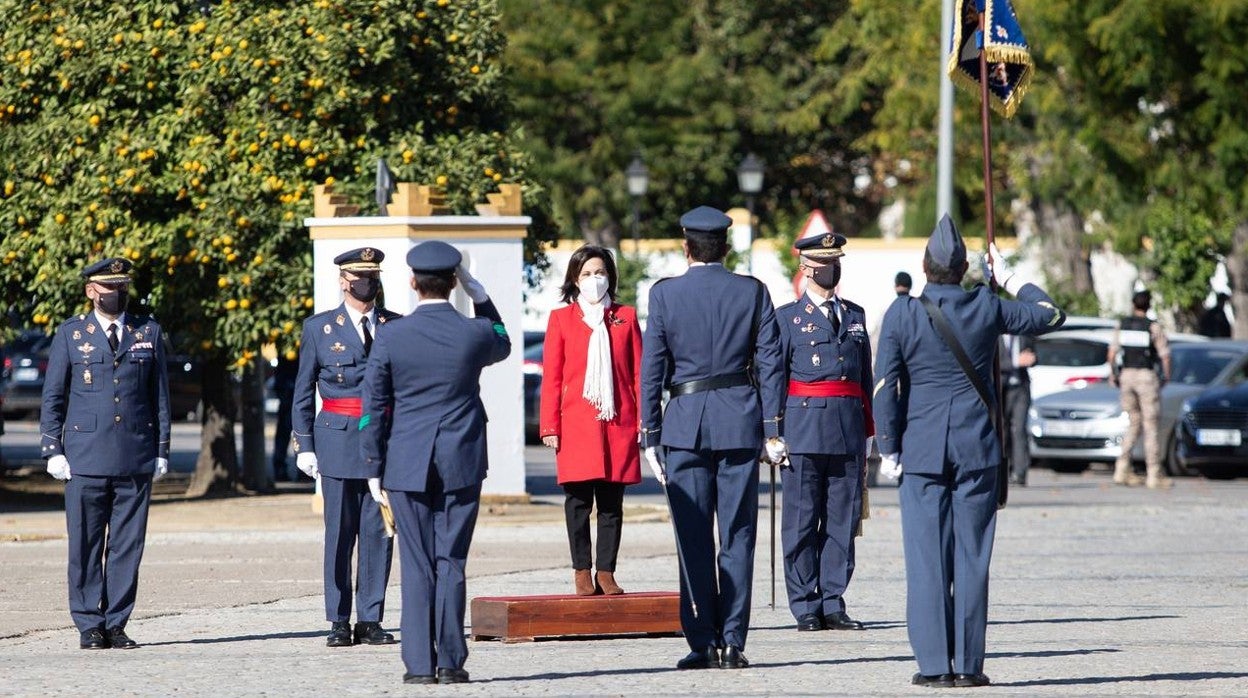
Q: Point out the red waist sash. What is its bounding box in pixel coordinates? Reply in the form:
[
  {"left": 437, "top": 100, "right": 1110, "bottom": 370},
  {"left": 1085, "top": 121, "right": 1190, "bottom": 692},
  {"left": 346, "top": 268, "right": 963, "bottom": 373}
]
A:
[
  {"left": 787, "top": 380, "right": 875, "bottom": 437},
  {"left": 322, "top": 397, "right": 363, "bottom": 417}
]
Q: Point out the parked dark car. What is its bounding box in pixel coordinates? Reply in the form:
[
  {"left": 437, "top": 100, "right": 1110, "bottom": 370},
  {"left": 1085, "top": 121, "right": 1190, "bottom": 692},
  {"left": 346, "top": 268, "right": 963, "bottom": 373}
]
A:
[
  {"left": 2, "top": 331, "right": 53, "bottom": 418},
  {"left": 3, "top": 329, "right": 202, "bottom": 421},
  {"left": 523, "top": 338, "right": 544, "bottom": 443},
  {"left": 1176, "top": 356, "right": 1248, "bottom": 479}
]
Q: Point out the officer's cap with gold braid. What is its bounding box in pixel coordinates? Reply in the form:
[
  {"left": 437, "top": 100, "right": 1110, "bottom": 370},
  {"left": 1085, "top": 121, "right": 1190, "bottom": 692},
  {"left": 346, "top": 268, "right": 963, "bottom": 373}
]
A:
[
  {"left": 334, "top": 247, "right": 384, "bottom": 272},
  {"left": 81, "top": 257, "right": 133, "bottom": 283},
  {"left": 794, "top": 232, "right": 847, "bottom": 261}
]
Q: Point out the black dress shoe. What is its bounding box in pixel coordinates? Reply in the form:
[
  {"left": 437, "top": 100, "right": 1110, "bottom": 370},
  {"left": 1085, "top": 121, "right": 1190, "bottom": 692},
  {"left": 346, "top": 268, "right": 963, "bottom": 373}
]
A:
[
  {"left": 403, "top": 673, "right": 437, "bottom": 685},
  {"left": 436, "top": 667, "right": 470, "bottom": 684},
  {"left": 825, "top": 611, "right": 865, "bottom": 630},
  {"left": 326, "top": 621, "right": 353, "bottom": 647},
  {"left": 954, "top": 673, "right": 991, "bottom": 687},
  {"left": 105, "top": 627, "right": 137, "bottom": 649},
  {"left": 720, "top": 645, "right": 749, "bottom": 669},
  {"left": 796, "top": 613, "right": 825, "bottom": 631},
  {"left": 353, "top": 621, "right": 396, "bottom": 645},
  {"left": 676, "top": 646, "right": 720, "bottom": 670},
  {"left": 912, "top": 673, "right": 955, "bottom": 688},
  {"left": 79, "top": 628, "right": 109, "bottom": 650}
]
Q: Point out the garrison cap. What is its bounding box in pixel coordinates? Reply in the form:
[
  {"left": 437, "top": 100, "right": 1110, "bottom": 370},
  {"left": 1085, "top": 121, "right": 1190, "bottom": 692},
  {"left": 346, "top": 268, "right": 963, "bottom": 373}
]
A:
[
  {"left": 333, "top": 247, "right": 384, "bottom": 272},
  {"left": 679, "top": 206, "right": 732, "bottom": 236},
  {"left": 406, "top": 240, "right": 462, "bottom": 273},
  {"left": 81, "top": 257, "right": 132, "bottom": 283},
  {"left": 794, "top": 232, "right": 847, "bottom": 261},
  {"left": 926, "top": 214, "right": 967, "bottom": 268}
]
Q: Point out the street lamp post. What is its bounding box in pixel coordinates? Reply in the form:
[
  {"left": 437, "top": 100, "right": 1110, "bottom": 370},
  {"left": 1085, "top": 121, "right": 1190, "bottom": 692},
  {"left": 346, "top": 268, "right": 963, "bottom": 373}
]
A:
[
  {"left": 625, "top": 155, "right": 649, "bottom": 254},
  {"left": 737, "top": 152, "right": 765, "bottom": 272}
]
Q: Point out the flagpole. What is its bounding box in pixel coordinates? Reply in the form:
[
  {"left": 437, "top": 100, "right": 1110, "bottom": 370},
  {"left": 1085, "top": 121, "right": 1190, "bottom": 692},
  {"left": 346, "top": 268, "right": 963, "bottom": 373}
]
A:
[
  {"left": 937, "top": 0, "right": 955, "bottom": 222},
  {"left": 977, "top": 8, "right": 1009, "bottom": 508}
]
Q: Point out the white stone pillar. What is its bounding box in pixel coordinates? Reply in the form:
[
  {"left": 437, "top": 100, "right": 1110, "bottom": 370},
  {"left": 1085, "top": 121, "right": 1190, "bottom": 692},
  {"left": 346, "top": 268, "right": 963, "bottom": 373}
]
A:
[{"left": 304, "top": 212, "right": 530, "bottom": 499}]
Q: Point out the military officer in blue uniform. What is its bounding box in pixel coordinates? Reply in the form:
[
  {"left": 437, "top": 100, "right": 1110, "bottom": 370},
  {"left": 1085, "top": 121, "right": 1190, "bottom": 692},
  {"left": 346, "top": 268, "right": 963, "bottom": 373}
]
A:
[
  {"left": 640, "top": 206, "right": 786, "bottom": 671},
  {"left": 873, "top": 216, "right": 1065, "bottom": 688},
  {"left": 776, "top": 232, "right": 872, "bottom": 633},
  {"left": 360, "top": 241, "right": 510, "bottom": 685},
  {"left": 40, "top": 257, "right": 171, "bottom": 650},
  {"left": 292, "top": 247, "right": 401, "bottom": 648}
]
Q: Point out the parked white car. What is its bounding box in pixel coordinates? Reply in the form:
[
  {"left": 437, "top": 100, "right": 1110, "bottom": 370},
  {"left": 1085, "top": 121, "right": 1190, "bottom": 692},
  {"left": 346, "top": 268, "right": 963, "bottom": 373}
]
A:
[{"left": 1029, "top": 328, "right": 1208, "bottom": 400}]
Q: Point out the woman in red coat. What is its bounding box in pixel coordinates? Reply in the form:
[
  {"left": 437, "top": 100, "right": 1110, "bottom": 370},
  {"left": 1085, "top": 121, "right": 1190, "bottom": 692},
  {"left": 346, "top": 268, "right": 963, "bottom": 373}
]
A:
[{"left": 540, "top": 245, "right": 642, "bottom": 595}]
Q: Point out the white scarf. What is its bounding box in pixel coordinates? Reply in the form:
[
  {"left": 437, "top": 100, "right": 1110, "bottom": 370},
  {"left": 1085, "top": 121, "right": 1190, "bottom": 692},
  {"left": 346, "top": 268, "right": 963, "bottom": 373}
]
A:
[{"left": 577, "top": 296, "right": 616, "bottom": 421}]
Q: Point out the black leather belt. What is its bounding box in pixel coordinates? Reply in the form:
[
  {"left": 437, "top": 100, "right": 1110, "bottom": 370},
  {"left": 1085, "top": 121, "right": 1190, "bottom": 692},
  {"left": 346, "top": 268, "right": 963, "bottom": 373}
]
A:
[{"left": 668, "top": 372, "right": 753, "bottom": 397}]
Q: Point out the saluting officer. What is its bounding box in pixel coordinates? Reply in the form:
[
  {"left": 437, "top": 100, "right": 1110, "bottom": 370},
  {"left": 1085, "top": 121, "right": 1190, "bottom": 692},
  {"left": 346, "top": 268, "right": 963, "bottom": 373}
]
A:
[
  {"left": 40, "top": 257, "right": 171, "bottom": 650},
  {"left": 873, "top": 216, "right": 1065, "bottom": 688},
  {"left": 640, "top": 206, "right": 786, "bottom": 671},
  {"left": 777, "top": 233, "right": 872, "bottom": 632},
  {"left": 291, "top": 247, "right": 401, "bottom": 648},
  {"left": 360, "top": 241, "right": 510, "bottom": 685}
]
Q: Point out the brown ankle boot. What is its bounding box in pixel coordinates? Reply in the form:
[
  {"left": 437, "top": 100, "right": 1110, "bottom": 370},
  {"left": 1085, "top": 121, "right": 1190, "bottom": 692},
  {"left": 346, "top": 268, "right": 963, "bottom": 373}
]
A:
[
  {"left": 574, "top": 569, "right": 597, "bottom": 596},
  {"left": 595, "top": 570, "right": 623, "bottom": 595}
]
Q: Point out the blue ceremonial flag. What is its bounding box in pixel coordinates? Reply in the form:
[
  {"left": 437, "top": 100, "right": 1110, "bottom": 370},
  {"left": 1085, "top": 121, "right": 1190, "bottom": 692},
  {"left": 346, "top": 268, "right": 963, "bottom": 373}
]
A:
[{"left": 947, "top": 0, "right": 1034, "bottom": 118}]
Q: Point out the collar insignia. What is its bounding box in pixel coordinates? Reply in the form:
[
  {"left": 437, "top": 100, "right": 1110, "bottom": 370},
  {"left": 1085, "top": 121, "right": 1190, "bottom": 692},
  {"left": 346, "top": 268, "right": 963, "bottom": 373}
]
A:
[
  {"left": 86, "top": 323, "right": 96, "bottom": 334},
  {"left": 323, "top": 323, "right": 332, "bottom": 334},
  {"left": 335, "top": 314, "right": 345, "bottom": 326},
  {"left": 72, "top": 330, "right": 82, "bottom": 340},
  {"left": 804, "top": 303, "right": 815, "bottom": 314}
]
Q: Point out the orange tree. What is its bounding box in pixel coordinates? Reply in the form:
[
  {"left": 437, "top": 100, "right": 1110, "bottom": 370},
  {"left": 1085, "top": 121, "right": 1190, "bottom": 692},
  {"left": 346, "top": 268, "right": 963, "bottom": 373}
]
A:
[{"left": 0, "top": 0, "right": 551, "bottom": 494}]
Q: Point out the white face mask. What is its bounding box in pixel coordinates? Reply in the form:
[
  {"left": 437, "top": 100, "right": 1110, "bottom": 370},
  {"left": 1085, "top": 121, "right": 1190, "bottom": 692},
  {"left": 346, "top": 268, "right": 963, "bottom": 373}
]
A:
[{"left": 578, "top": 274, "right": 609, "bottom": 303}]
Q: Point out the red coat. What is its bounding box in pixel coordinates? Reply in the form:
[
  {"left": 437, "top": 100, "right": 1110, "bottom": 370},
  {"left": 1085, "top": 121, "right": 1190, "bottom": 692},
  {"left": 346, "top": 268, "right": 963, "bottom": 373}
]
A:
[{"left": 539, "top": 303, "right": 642, "bottom": 485}]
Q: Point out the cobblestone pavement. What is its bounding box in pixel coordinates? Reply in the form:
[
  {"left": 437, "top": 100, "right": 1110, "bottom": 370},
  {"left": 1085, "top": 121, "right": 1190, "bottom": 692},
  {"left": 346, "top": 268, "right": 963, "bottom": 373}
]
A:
[{"left": 2, "top": 443, "right": 1247, "bottom": 695}]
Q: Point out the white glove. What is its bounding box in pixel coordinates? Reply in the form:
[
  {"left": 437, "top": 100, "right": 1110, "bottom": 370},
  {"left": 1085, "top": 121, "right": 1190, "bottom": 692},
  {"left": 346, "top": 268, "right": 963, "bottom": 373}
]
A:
[
  {"left": 46, "top": 455, "right": 71, "bottom": 481},
  {"left": 153, "top": 458, "right": 169, "bottom": 482},
  {"left": 367, "top": 477, "right": 386, "bottom": 505},
  {"left": 765, "top": 437, "right": 788, "bottom": 465},
  {"left": 644, "top": 447, "right": 666, "bottom": 486},
  {"left": 986, "top": 243, "right": 1027, "bottom": 296},
  {"left": 879, "top": 453, "right": 903, "bottom": 481},
  {"left": 455, "top": 263, "right": 489, "bottom": 303},
  {"left": 296, "top": 452, "right": 319, "bottom": 479},
  {"left": 865, "top": 435, "right": 877, "bottom": 457}
]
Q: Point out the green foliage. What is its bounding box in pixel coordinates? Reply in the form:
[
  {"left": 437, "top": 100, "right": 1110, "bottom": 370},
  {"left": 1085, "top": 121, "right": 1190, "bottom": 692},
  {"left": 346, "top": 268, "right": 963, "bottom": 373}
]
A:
[
  {"left": 1145, "top": 198, "right": 1228, "bottom": 320},
  {"left": 0, "top": 0, "right": 550, "bottom": 367},
  {"left": 613, "top": 253, "right": 649, "bottom": 309},
  {"left": 499, "top": 0, "right": 874, "bottom": 244}
]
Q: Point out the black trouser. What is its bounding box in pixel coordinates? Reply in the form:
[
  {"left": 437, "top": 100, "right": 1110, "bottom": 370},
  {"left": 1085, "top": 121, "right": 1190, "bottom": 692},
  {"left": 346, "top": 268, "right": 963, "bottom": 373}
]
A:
[
  {"left": 563, "top": 480, "right": 625, "bottom": 571},
  {"left": 1003, "top": 382, "right": 1031, "bottom": 483}
]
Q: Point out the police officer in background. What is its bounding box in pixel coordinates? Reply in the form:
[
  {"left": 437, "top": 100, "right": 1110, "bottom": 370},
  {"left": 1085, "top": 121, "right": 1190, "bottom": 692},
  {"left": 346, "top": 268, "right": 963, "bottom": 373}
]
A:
[
  {"left": 292, "top": 247, "right": 401, "bottom": 648},
  {"left": 777, "top": 233, "right": 872, "bottom": 633},
  {"left": 40, "top": 257, "right": 171, "bottom": 650},
  {"left": 873, "top": 216, "right": 1064, "bottom": 688},
  {"left": 640, "top": 206, "right": 785, "bottom": 671},
  {"left": 360, "top": 241, "right": 510, "bottom": 685},
  {"left": 1108, "top": 290, "right": 1172, "bottom": 489}
]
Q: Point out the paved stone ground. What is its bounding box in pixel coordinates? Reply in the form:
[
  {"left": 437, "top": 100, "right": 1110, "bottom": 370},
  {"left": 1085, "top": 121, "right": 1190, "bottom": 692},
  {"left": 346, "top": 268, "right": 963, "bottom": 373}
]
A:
[{"left": 2, "top": 435, "right": 1247, "bottom": 695}]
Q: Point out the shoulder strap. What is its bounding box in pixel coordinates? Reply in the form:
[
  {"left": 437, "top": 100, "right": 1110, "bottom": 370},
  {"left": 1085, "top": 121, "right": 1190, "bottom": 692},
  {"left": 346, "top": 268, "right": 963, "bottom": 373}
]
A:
[{"left": 918, "top": 294, "right": 995, "bottom": 413}]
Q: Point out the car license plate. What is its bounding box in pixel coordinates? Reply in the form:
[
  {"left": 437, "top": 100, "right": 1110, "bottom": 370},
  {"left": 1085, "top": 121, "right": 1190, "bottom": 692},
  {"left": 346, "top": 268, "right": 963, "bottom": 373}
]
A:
[
  {"left": 1042, "top": 420, "right": 1089, "bottom": 438},
  {"left": 1196, "top": 429, "right": 1242, "bottom": 447},
  {"left": 14, "top": 367, "right": 39, "bottom": 382}
]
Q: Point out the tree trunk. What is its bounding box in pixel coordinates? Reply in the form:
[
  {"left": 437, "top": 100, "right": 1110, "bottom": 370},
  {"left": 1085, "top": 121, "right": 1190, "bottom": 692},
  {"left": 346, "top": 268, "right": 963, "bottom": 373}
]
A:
[
  {"left": 186, "top": 357, "right": 241, "bottom": 498},
  {"left": 240, "top": 357, "right": 270, "bottom": 493},
  {"left": 1034, "top": 200, "right": 1094, "bottom": 295},
  {"left": 1228, "top": 221, "right": 1248, "bottom": 339},
  {"left": 579, "top": 214, "right": 621, "bottom": 250}
]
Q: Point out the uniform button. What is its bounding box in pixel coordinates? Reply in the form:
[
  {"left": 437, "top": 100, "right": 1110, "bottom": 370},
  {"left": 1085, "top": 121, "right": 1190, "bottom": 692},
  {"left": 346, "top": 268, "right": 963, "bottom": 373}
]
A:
[
  {"left": 114, "top": 415, "right": 122, "bottom": 423},
  {"left": 810, "top": 340, "right": 816, "bottom": 346},
  {"left": 838, "top": 356, "right": 845, "bottom": 362},
  {"left": 114, "top": 378, "right": 119, "bottom": 385},
  {"left": 801, "top": 400, "right": 808, "bottom": 407},
  {"left": 114, "top": 397, "right": 120, "bottom": 403},
  {"left": 840, "top": 376, "right": 847, "bottom": 380},
  {"left": 114, "top": 360, "right": 120, "bottom": 367}
]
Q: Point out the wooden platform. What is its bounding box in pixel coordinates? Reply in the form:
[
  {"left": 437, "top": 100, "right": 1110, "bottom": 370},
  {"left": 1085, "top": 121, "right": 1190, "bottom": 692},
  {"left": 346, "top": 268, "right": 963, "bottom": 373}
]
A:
[{"left": 470, "top": 592, "right": 682, "bottom": 642}]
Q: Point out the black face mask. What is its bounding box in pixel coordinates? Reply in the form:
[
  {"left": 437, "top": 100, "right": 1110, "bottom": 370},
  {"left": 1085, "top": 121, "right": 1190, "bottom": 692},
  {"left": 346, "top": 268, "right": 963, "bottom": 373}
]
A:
[
  {"left": 96, "top": 288, "right": 128, "bottom": 315},
  {"left": 347, "top": 277, "right": 381, "bottom": 303},
  {"left": 810, "top": 263, "right": 841, "bottom": 291}
]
